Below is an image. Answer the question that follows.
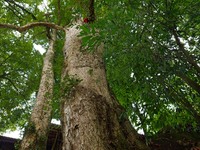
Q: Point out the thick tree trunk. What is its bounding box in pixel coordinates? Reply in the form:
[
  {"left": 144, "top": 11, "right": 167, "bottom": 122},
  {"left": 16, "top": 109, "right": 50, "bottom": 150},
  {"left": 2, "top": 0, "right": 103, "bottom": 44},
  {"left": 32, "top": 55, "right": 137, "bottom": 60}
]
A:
[
  {"left": 61, "top": 25, "right": 149, "bottom": 150},
  {"left": 20, "top": 30, "right": 57, "bottom": 150}
]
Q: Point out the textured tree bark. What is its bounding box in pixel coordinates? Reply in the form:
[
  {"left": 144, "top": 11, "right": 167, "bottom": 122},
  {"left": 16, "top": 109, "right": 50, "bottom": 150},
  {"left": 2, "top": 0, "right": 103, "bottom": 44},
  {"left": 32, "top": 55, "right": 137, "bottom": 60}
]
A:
[
  {"left": 20, "top": 30, "right": 57, "bottom": 150},
  {"left": 61, "top": 24, "right": 149, "bottom": 150}
]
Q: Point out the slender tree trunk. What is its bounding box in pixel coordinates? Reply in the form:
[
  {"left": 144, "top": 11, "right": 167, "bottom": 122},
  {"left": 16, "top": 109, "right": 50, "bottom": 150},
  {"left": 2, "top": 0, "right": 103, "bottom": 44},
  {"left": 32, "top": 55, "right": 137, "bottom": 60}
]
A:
[
  {"left": 20, "top": 30, "right": 57, "bottom": 150},
  {"left": 60, "top": 24, "right": 149, "bottom": 150}
]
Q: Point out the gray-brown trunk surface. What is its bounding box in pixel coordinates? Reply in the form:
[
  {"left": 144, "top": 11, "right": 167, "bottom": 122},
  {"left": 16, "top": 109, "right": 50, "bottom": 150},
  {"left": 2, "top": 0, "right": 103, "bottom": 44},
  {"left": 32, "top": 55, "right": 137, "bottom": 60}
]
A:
[
  {"left": 20, "top": 30, "right": 57, "bottom": 150},
  {"left": 61, "top": 24, "right": 149, "bottom": 150}
]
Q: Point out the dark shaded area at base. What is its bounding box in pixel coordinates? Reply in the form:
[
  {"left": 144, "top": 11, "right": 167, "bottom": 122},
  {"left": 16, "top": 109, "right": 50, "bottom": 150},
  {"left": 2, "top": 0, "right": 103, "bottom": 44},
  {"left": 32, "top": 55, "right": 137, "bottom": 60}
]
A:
[
  {"left": 0, "top": 136, "right": 17, "bottom": 150},
  {"left": 1, "top": 124, "right": 200, "bottom": 150},
  {"left": 149, "top": 125, "right": 200, "bottom": 150},
  {"left": 0, "top": 124, "right": 62, "bottom": 150}
]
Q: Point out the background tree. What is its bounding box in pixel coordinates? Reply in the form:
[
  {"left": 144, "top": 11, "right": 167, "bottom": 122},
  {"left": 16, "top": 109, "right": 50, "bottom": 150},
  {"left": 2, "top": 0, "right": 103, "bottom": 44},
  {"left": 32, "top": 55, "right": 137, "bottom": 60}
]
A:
[{"left": 0, "top": 0, "right": 64, "bottom": 149}]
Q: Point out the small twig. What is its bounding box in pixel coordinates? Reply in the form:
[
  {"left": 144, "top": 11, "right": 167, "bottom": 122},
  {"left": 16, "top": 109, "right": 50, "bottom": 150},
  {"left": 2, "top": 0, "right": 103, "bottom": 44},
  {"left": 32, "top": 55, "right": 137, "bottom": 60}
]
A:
[
  {"left": 0, "top": 52, "right": 13, "bottom": 67},
  {"left": 3, "top": 76, "right": 19, "bottom": 92}
]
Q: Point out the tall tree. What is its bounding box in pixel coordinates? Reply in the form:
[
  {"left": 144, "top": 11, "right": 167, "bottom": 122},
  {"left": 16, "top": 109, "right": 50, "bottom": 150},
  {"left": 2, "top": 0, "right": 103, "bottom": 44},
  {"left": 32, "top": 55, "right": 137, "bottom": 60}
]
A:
[
  {"left": 60, "top": 23, "right": 148, "bottom": 149},
  {"left": 0, "top": 0, "right": 149, "bottom": 149},
  {"left": 0, "top": 0, "right": 200, "bottom": 149}
]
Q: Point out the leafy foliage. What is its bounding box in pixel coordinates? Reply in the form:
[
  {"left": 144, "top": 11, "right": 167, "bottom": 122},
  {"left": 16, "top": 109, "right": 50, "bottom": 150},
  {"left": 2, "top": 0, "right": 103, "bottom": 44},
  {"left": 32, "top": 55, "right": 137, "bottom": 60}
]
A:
[
  {"left": 80, "top": 0, "right": 200, "bottom": 135},
  {"left": 0, "top": 0, "right": 200, "bottom": 138},
  {"left": 0, "top": 0, "right": 70, "bottom": 132},
  {"left": 0, "top": 30, "right": 42, "bottom": 132}
]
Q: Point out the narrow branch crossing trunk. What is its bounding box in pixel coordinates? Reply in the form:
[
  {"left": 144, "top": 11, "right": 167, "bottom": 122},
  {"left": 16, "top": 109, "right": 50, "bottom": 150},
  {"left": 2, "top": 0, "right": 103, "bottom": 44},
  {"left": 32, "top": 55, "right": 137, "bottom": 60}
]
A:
[
  {"left": 176, "top": 72, "right": 200, "bottom": 94},
  {"left": 20, "top": 30, "right": 57, "bottom": 150},
  {"left": 61, "top": 25, "right": 149, "bottom": 150}
]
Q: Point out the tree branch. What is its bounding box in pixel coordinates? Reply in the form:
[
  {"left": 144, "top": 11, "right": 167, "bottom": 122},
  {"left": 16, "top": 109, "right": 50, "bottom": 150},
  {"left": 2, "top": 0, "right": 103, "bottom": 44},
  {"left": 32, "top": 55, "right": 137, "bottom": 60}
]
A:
[
  {"left": 57, "top": 0, "right": 61, "bottom": 25},
  {"left": 89, "top": 0, "right": 95, "bottom": 22},
  {"left": 176, "top": 72, "right": 200, "bottom": 94},
  {"left": 6, "top": 3, "right": 23, "bottom": 19},
  {"left": 0, "top": 72, "right": 9, "bottom": 79},
  {"left": 6, "top": 0, "right": 37, "bottom": 20},
  {"left": 0, "top": 22, "right": 65, "bottom": 32},
  {"left": 166, "top": 84, "right": 200, "bottom": 124},
  {"left": 0, "top": 53, "right": 13, "bottom": 67},
  {"left": 2, "top": 76, "right": 19, "bottom": 92},
  {"left": 171, "top": 27, "right": 200, "bottom": 74}
]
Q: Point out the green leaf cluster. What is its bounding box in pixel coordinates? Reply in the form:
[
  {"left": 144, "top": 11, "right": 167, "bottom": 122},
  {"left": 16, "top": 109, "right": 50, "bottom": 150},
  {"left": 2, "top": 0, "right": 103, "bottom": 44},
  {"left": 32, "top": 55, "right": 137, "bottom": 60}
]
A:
[
  {"left": 82, "top": 0, "right": 200, "bottom": 135},
  {"left": 0, "top": 30, "right": 42, "bottom": 132}
]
